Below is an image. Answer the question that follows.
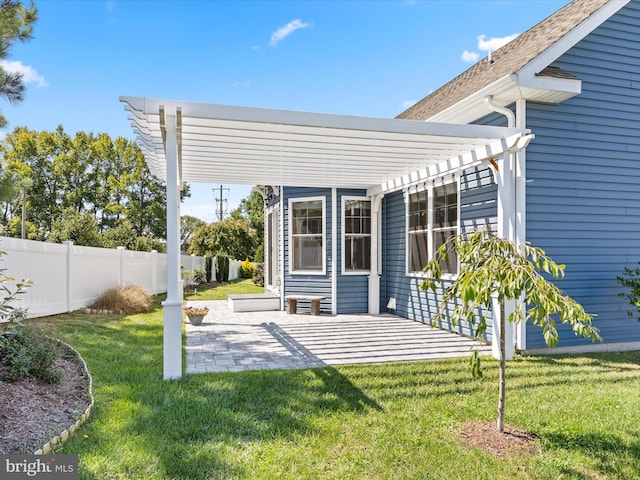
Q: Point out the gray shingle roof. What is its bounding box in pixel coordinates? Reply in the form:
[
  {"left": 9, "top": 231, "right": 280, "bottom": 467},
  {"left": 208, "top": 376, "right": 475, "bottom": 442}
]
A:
[{"left": 397, "top": 0, "right": 610, "bottom": 121}]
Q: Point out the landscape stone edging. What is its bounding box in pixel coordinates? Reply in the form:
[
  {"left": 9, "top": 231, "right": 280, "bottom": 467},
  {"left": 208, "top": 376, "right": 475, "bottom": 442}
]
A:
[{"left": 34, "top": 339, "right": 94, "bottom": 455}]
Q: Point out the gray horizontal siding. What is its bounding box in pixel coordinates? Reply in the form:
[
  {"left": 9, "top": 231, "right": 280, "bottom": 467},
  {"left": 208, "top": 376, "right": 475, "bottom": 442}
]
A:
[
  {"left": 337, "top": 188, "right": 369, "bottom": 314},
  {"left": 524, "top": 1, "right": 640, "bottom": 349},
  {"left": 460, "top": 166, "right": 497, "bottom": 232},
  {"left": 283, "top": 186, "right": 332, "bottom": 313},
  {"left": 380, "top": 169, "right": 495, "bottom": 341}
]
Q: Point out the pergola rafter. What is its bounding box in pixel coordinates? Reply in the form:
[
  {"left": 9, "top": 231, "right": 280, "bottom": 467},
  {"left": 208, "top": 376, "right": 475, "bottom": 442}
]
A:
[{"left": 120, "top": 96, "right": 532, "bottom": 379}]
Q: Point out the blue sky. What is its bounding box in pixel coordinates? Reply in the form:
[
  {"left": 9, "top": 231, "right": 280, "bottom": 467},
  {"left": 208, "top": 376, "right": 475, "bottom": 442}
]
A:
[{"left": 2, "top": 0, "right": 568, "bottom": 223}]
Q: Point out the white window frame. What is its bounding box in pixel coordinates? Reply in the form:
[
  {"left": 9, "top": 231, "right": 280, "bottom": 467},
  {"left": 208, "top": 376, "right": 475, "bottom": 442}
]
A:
[
  {"left": 288, "top": 196, "right": 326, "bottom": 275},
  {"left": 341, "top": 196, "right": 371, "bottom": 275},
  {"left": 265, "top": 204, "right": 280, "bottom": 292},
  {"left": 405, "top": 179, "right": 460, "bottom": 278}
]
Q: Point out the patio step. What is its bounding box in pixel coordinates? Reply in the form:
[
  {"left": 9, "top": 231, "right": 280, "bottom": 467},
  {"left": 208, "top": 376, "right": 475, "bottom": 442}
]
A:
[{"left": 228, "top": 293, "right": 280, "bottom": 312}]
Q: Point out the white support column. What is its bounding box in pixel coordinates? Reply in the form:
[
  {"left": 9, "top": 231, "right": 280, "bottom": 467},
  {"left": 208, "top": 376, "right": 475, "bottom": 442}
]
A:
[
  {"left": 493, "top": 152, "right": 516, "bottom": 361},
  {"left": 331, "top": 187, "right": 337, "bottom": 315},
  {"left": 151, "top": 250, "right": 158, "bottom": 295},
  {"left": 515, "top": 98, "right": 528, "bottom": 351},
  {"left": 63, "top": 240, "right": 73, "bottom": 313},
  {"left": 161, "top": 110, "right": 183, "bottom": 380},
  {"left": 117, "top": 246, "right": 125, "bottom": 286},
  {"left": 368, "top": 194, "right": 383, "bottom": 314}
]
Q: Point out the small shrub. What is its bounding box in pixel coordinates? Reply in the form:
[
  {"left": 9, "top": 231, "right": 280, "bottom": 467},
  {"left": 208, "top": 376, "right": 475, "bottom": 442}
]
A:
[
  {"left": 90, "top": 284, "right": 151, "bottom": 314},
  {"left": 618, "top": 261, "right": 640, "bottom": 321},
  {"left": 239, "top": 258, "right": 255, "bottom": 279},
  {"left": 252, "top": 262, "right": 264, "bottom": 287},
  {"left": 193, "top": 268, "right": 207, "bottom": 284},
  {"left": 0, "top": 324, "right": 62, "bottom": 384},
  {"left": 216, "top": 254, "right": 230, "bottom": 283}
]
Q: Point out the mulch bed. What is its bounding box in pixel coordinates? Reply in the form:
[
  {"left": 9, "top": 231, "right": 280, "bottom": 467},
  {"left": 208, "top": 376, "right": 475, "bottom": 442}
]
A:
[
  {"left": 0, "top": 347, "right": 92, "bottom": 454},
  {"left": 459, "top": 421, "right": 538, "bottom": 458}
]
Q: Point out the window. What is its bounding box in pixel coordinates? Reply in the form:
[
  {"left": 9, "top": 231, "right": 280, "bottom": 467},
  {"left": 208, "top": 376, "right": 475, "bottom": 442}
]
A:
[
  {"left": 408, "top": 182, "right": 458, "bottom": 274},
  {"left": 290, "top": 198, "right": 325, "bottom": 273},
  {"left": 433, "top": 183, "right": 458, "bottom": 274},
  {"left": 343, "top": 198, "right": 371, "bottom": 273},
  {"left": 408, "top": 190, "right": 429, "bottom": 273}
]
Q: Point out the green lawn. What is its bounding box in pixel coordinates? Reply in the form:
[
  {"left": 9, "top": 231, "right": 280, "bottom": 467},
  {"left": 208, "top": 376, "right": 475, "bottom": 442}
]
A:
[
  {"left": 185, "top": 278, "right": 264, "bottom": 300},
  {"left": 34, "top": 294, "right": 640, "bottom": 479}
]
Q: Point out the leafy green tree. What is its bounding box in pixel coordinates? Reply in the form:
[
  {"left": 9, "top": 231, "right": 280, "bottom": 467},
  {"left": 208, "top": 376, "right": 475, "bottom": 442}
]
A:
[
  {"left": 617, "top": 262, "right": 640, "bottom": 322},
  {"left": 230, "top": 190, "right": 264, "bottom": 260},
  {"left": 188, "top": 219, "right": 258, "bottom": 260},
  {"left": 421, "top": 229, "right": 601, "bottom": 432},
  {"left": 0, "top": 0, "right": 38, "bottom": 129},
  {"left": 101, "top": 219, "right": 139, "bottom": 250},
  {"left": 0, "top": 127, "right": 186, "bottom": 248},
  {"left": 47, "top": 207, "right": 103, "bottom": 247},
  {"left": 181, "top": 215, "right": 205, "bottom": 253},
  {"left": 7, "top": 216, "right": 35, "bottom": 239}
]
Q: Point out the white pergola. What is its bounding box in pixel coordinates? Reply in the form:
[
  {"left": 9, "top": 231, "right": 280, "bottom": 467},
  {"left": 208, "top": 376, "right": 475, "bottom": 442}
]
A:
[{"left": 121, "top": 96, "right": 532, "bottom": 379}]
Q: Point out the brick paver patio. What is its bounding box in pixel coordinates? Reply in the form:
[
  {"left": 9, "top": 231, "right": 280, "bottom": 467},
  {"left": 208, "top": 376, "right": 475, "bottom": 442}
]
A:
[{"left": 185, "top": 300, "right": 491, "bottom": 374}]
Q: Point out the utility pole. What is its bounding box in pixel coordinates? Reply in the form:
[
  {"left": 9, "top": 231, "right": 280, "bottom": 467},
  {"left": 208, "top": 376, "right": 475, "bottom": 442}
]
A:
[{"left": 214, "top": 185, "right": 230, "bottom": 221}]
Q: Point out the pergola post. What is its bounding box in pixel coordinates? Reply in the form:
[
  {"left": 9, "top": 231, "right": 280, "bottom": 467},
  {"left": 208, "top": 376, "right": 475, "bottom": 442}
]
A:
[
  {"left": 368, "top": 194, "right": 383, "bottom": 314},
  {"left": 493, "top": 152, "right": 516, "bottom": 361},
  {"left": 161, "top": 108, "right": 183, "bottom": 380}
]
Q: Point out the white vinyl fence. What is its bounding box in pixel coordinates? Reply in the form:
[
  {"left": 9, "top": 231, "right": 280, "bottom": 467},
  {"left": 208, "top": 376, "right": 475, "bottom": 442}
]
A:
[{"left": 0, "top": 237, "right": 206, "bottom": 318}]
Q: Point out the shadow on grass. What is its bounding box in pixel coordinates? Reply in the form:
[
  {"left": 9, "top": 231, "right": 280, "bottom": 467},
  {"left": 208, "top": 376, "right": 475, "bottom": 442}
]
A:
[
  {"left": 36, "top": 302, "right": 640, "bottom": 479},
  {"left": 45, "top": 306, "right": 382, "bottom": 479},
  {"left": 542, "top": 430, "right": 640, "bottom": 479}
]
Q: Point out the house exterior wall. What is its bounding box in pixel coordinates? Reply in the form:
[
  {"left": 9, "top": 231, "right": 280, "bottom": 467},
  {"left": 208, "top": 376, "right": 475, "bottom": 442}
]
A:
[
  {"left": 283, "top": 187, "right": 333, "bottom": 313},
  {"left": 523, "top": 1, "right": 640, "bottom": 349},
  {"left": 336, "top": 188, "right": 370, "bottom": 314},
  {"left": 379, "top": 167, "right": 497, "bottom": 340},
  {"left": 282, "top": 186, "right": 371, "bottom": 314}
]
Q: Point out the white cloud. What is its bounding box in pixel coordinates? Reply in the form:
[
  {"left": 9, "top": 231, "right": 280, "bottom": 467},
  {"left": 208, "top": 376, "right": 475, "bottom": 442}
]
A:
[
  {"left": 0, "top": 60, "right": 48, "bottom": 87},
  {"left": 232, "top": 80, "right": 251, "bottom": 87},
  {"left": 270, "top": 19, "right": 311, "bottom": 46},
  {"left": 476, "top": 33, "right": 519, "bottom": 52},
  {"left": 462, "top": 50, "right": 480, "bottom": 63}
]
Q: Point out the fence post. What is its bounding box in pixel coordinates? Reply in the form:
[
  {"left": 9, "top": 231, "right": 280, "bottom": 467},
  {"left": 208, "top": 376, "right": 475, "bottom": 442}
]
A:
[
  {"left": 62, "top": 240, "right": 74, "bottom": 313},
  {"left": 117, "top": 246, "right": 126, "bottom": 286},
  {"left": 151, "top": 250, "right": 158, "bottom": 295}
]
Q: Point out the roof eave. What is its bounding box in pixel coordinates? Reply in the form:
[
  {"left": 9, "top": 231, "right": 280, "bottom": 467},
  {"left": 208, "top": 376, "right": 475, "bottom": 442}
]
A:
[{"left": 426, "top": 73, "right": 581, "bottom": 124}]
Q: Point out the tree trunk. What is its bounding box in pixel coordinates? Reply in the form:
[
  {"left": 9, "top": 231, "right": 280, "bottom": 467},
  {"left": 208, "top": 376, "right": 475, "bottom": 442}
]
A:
[{"left": 497, "top": 300, "right": 506, "bottom": 433}]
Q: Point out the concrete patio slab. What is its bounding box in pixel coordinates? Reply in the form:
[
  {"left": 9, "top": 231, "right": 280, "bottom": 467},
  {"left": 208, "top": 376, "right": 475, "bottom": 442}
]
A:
[{"left": 185, "top": 301, "right": 491, "bottom": 374}]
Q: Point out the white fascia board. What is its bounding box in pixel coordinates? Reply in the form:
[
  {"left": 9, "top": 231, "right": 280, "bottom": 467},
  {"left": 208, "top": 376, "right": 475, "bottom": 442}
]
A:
[
  {"left": 518, "top": 0, "right": 631, "bottom": 79},
  {"left": 121, "top": 96, "right": 522, "bottom": 141},
  {"left": 426, "top": 75, "right": 517, "bottom": 123},
  {"left": 517, "top": 75, "right": 581, "bottom": 95},
  {"left": 366, "top": 133, "right": 534, "bottom": 196},
  {"left": 428, "top": 72, "right": 582, "bottom": 125}
]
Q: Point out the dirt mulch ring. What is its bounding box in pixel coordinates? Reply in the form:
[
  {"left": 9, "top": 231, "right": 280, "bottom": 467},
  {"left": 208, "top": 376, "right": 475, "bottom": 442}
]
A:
[
  {"left": 0, "top": 346, "right": 92, "bottom": 454},
  {"left": 459, "top": 421, "right": 538, "bottom": 458}
]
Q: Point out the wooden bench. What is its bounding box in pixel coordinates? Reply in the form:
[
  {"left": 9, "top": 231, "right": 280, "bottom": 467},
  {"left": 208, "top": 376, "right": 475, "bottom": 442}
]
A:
[{"left": 285, "top": 295, "right": 326, "bottom": 316}]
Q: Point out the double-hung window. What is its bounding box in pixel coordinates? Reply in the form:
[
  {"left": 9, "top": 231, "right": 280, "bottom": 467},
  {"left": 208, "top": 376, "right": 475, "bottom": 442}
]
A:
[
  {"left": 290, "top": 198, "right": 325, "bottom": 274},
  {"left": 407, "top": 182, "right": 458, "bottom": 275},
  {"left": 343, "top": 197, "right": 371, "bottom": 273}
]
